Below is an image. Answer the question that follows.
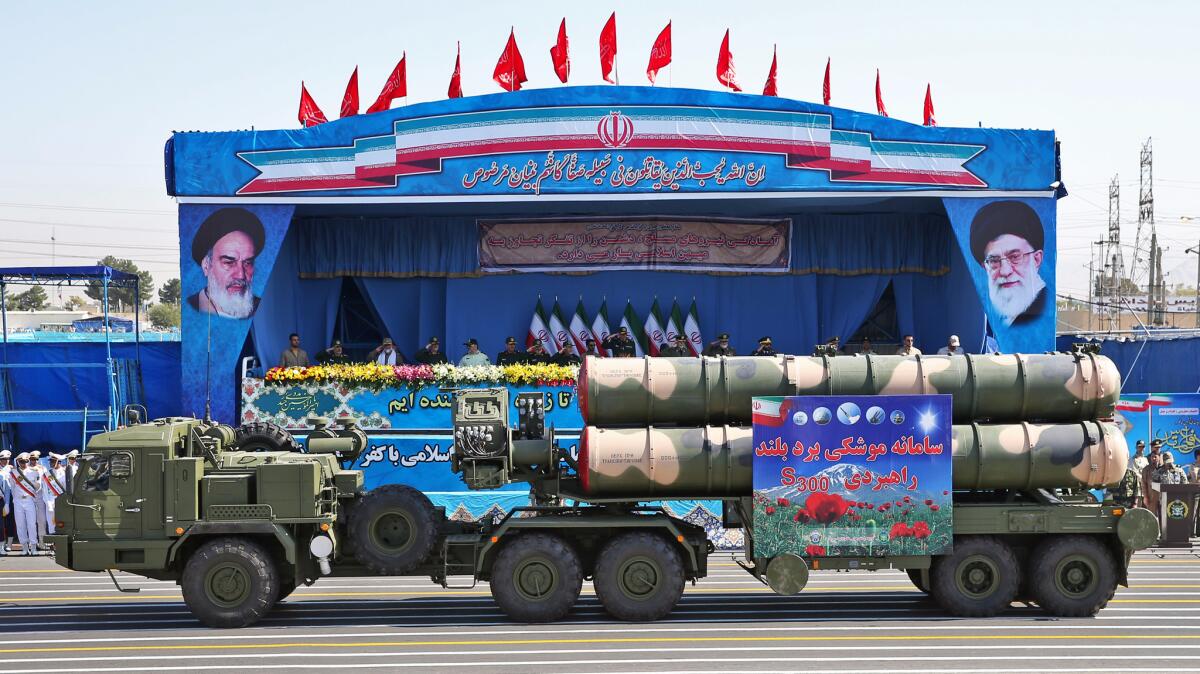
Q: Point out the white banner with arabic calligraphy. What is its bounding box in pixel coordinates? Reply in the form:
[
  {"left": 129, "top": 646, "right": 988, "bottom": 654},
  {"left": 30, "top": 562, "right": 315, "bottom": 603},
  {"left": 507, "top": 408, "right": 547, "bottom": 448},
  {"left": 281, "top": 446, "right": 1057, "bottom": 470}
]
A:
[{"left": 478, "top": 217, "right": 791, "bottom": 273}]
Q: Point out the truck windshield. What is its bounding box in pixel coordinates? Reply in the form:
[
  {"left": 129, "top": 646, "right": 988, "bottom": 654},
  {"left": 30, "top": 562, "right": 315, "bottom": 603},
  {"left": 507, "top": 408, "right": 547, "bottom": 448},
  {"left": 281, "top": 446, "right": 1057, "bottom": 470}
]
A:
[{"left": 80, "top": 455, "right": 112, "bottom": 492}]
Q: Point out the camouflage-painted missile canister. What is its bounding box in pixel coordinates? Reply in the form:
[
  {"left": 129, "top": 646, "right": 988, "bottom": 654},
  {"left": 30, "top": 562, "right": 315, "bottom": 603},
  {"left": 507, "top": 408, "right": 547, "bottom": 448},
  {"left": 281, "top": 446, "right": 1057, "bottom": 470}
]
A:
[
  {"left": 579, "top": 425, "right": 753, "bottom": 498},
  {"left": 577, "top": 421, "right": 1127, "bottom": 497},
  {"left": 579, "top": 353, "right": 1120, "bottom": 427}
]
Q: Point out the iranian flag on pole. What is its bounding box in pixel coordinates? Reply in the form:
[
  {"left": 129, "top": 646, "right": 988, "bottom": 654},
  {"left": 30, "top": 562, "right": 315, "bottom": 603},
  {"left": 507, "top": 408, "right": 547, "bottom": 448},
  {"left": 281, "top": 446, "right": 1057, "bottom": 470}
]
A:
[
  {"left": 643, "top": 298, "right": 669, "bottom": 356},
  {"left": 666, "top": 299, "right": 685, "bottom": 343},
  {"left": 547, "top": 298, "right": 569, "bottom": 355},
  {"left": 619, "top": 300, "right": 647, "bottom": 357},
  {"left": 568, "top": 298, "right": 593, "bottom": 353},
  {"left": 591, "top": 299, "right": 612, "bottom": 357},
  {"left": 527, "top": 297, "right": 556, "bottom": 354},
  {"left": 683, "top": 298, "right": 703, "bottom": 356}
]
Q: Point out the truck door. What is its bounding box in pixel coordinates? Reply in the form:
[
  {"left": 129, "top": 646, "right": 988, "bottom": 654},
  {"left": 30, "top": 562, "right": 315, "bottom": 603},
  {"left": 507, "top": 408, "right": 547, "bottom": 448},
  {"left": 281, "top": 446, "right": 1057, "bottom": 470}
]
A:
[{"left": 73, "top": 451, "right": 142, "bottom": 540}]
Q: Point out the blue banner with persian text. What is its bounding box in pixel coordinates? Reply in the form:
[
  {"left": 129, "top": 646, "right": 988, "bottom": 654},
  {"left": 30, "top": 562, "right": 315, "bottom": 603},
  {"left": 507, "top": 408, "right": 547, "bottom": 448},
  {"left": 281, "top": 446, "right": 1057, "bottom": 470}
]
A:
[{"left": 168, "top": 87, "right": 1056, "bottom": 199}]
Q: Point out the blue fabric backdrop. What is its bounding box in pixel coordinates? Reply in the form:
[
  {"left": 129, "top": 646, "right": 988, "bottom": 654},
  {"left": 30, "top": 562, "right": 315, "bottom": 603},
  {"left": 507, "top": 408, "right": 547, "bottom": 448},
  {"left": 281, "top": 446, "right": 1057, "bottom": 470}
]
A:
[
  {"left": 296, "top": 213, "right": 951, "bottom": 279},
  {"left": 1056, "top": 335, "right": 1200, "bottom": 394},
  {"left": 1, "top": 342, "right": 181, "bottom": 451}
]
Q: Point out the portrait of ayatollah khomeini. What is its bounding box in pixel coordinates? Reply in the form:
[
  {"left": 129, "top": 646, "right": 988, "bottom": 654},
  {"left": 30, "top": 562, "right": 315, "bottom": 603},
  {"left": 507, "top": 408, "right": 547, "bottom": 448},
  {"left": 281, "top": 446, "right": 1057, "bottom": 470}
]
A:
[
  {"left": 186, "top": 207, "right": 265, "bottom": 319},
  {"left": 969, "top": 201, "right": 1049, "bottom": 327}
]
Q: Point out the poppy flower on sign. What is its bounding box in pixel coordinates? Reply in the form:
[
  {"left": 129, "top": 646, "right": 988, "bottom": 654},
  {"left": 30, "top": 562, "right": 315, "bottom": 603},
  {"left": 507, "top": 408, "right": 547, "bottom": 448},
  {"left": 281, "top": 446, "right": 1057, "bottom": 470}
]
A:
[
  {"left": 805, "top": 492, "right": 850, "bottom": 524},
  {"left": 805, "top": 544, "right": 826, "bottom": 556},
  {"left": 765, "top": 506, "right": 776, "bottom": 515},
  {"left": 793, "top": 508, "right": 812, "bottom": 523}
]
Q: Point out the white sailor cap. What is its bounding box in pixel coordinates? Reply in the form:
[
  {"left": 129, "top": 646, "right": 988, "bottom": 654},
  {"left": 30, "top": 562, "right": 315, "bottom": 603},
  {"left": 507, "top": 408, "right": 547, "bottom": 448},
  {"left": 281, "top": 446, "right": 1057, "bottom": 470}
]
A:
[
  {"left": 0, "top": 450, "right": 10, "bottom": 459},
  {"left": 67, "top": 449, "right": 79, "bottom": 458},
  {"left": 48, "top": 453, "right": 62, "bottom": 462},
  {"left": 29, "top": 450, "right": 41, "bottom": 459},
  {"left": 16, "top": 452, "right": 30, "bottom": 461}
]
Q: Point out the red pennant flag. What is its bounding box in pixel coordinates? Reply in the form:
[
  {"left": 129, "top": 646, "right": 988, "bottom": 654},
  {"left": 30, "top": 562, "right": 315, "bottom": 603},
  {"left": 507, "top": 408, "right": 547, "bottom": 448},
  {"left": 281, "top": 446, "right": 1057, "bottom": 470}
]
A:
[
  {"left": 923, "top": 84, "right": 936, "bottom": 126},
  {"left": 646, "top": 21, "right": 671, "bottom": 85},
  {"left": 340, "top": 67, "right": 359, "bottom": 119},
  {"left": 493, "top": 28, "right": 528, "bottom": 92},
  {"left": 297, "top": 82, "right": 328, "bottom": 127},
  {"left": 448, "top": 42, "right": 463, "bottom": 99},
  {"left": 550, "top": 18, "right": 570, "bottom": 83},
  {"left": 875, "top": 69, "right": 887, "bottom": 117},
  {"left": 366, "top": 54, "right": 407, "bottom": 114},
  {"left": 716, "top": 29, "right": 741, "bottom": 92},
  {"left": 762, "top": 45, "right": 778, "bottom": 96},
  {"left": 822, "top": 58, "right": 831, "bottom": 105},
  {"left": 599, "top": 12, "right": 618, "bottom": 84}
]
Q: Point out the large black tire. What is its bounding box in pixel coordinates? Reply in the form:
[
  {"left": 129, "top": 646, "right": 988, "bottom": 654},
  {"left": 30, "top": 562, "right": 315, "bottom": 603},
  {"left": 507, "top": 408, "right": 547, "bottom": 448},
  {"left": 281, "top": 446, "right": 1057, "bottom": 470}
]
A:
[
  {"left": 235, "top": 421, "right": 303, "bottom": 453},
  {"left": 347, "top": 485, "right": 439, "bottom": 574},
  {"left": 594, "top": 532, "right": 685, "bottom": 621},
  {"left": 930, "top": 535, "right": 1020, "bottom": 618},
  {"left": 490, "top": 533, "right": 583, "bottom": 622},
  {"left": 1028, "top": 535, "right": 1118, "bottom": 617},
  {"left": 906, "top": 568, "right": 930, "bottom": 594},
  {"left": 181, "top": 537, "right": 279, "bottom": 628}
]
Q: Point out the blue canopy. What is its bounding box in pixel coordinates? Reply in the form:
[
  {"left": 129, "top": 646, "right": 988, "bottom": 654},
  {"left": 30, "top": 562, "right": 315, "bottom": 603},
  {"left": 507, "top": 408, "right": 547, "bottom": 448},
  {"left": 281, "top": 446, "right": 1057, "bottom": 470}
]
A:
[{"left": 0, "top": 265, "right": 140, "bottom": 286}]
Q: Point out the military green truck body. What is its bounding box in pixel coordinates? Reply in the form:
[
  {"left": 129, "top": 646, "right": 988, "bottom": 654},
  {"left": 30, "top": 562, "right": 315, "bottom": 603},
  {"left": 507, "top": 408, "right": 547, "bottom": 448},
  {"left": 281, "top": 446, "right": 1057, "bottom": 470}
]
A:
[{"left": 49, "top": 351, "right": 1159, "bottom": 628}]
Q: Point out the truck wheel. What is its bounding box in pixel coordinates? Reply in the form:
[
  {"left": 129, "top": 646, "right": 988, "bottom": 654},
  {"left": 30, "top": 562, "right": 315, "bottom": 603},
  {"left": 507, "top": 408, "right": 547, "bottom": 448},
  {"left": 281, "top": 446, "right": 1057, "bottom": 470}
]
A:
[
  {"left": 348, "top": 485, "right": 438, "bottom": 574},
  {"left": 594, "top": 532, "right": 685, "bottom": 621},
  {"left": 1028, "top": 535, "right": 1117, "bottom": 617},
  {"left": 930, "top": 536, "right": 1019, "bottom": 617},
  {"left": 490, "top": 533, "right": 582, "bottom": 622},
  {"left": 181, "top": 537, "right": 279, "bottom": 628},
  {"left": 235, "top": 421, "right": 303, "bottom": 453},
  {"left": 906, "top": 568, "right": 930, "bottom": 594}
]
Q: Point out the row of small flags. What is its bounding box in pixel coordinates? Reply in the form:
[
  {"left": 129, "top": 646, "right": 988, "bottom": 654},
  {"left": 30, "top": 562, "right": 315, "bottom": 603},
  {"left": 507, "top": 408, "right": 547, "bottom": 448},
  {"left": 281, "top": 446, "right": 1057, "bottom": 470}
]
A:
[
  {"left": 298, "top": 12, "right": 937, "bottom": 128},
  {"left": 526, "top": 297, "right": 703, "bottom": 358}
]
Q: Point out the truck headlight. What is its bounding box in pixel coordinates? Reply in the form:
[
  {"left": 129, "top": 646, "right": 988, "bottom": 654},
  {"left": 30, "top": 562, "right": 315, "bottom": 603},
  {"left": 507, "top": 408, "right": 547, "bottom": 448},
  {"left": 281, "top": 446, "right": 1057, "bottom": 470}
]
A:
[{"left": 309, "top": 534, "right": 334, "bottom": 558}]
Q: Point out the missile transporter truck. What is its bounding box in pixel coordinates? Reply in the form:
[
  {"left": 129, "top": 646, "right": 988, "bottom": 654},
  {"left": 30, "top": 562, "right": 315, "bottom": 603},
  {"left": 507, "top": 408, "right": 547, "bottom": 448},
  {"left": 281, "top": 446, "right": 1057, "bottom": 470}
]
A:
[{"left": 50, "top": 350, "right": 1160, "bottom": 627}]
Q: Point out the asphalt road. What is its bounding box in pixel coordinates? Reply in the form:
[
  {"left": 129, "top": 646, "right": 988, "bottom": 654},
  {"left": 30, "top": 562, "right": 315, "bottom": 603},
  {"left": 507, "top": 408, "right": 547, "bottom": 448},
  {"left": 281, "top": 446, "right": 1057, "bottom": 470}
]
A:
[{"left": 0, "top": 549, "right": 1198, "bottom": 673}]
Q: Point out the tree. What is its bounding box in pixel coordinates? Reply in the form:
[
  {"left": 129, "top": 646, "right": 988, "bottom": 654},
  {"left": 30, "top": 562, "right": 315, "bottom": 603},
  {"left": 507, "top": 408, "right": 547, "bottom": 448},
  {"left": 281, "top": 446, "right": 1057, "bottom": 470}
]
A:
[
  {"left": 4, "top": 286, "right": 49, "bottom": 311},
  {"left": 64, "top": 296, "right": 87, "bottom": 311},
  {"left": 84, "top": 256, "right": 154, "bottom": 310},
  {"left": 158, "top": 278, "right": 181, "bottom": 305},
  {"left": 147, "top": 302, "right": 181, "bottom": 330}
]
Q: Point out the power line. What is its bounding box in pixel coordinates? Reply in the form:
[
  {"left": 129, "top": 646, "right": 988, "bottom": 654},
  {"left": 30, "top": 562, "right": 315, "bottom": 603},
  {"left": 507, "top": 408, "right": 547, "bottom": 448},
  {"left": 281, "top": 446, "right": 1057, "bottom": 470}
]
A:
[
  {"left": 0, "top": 236, "right": 177, "bottom": 252},
  {"left": 0, "top": 217, "right": 173, "bottom": 234}
]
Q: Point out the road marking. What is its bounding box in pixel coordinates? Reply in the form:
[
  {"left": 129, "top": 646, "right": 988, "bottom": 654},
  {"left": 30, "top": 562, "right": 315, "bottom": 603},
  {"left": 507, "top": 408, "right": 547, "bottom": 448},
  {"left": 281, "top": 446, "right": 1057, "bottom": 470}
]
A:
[{"left": 2, "top": 633, "right": 1198, "bottom": 654}]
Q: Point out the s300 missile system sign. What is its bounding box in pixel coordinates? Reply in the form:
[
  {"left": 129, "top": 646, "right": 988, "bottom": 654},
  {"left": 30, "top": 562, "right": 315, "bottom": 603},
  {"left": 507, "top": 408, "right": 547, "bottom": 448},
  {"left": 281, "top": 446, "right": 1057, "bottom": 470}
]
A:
[{"left": 751, "top": 395, "right": 953, "bottom": 558}]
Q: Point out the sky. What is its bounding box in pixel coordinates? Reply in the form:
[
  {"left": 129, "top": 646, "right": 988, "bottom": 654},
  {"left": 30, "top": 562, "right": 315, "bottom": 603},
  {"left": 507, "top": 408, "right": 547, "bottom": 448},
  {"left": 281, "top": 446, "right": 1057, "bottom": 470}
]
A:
[{"left": 0, "top": 1, "right": 1198, "bottom": 298}]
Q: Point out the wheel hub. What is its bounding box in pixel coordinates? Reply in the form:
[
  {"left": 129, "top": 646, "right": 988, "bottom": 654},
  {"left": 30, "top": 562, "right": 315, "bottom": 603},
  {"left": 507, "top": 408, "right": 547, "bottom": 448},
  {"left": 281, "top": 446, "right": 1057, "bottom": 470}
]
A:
[
  {"left": 1055, "top": 556, "right": 1098, "bottom": 597},
  {"left": 957, "top": 556, "right": 999, "bottom": 599},
  {"left": 514, "top": 558, "right": 558, "bottom": 600},
  {"left": 371, "top": 512, "right": 414, "bottom": 553},
  {"left": 617, "top": 557, "right": 661, "bottom": 599},
  {"left": 206, "top": 563, "right": 251, "bottom": 607}
]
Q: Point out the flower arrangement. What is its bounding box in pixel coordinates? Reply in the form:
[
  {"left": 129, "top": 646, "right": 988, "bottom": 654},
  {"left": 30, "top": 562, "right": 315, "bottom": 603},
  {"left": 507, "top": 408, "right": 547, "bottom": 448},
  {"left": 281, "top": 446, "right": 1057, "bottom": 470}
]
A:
[{"left": 264, "top": 361, "right": 578, "bottom": 389}]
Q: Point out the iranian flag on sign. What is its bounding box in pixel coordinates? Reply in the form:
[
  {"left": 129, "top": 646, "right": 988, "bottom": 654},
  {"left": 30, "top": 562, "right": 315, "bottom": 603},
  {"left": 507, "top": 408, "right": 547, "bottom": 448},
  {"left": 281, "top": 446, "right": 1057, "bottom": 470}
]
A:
[
  {"left": 684, "top": 298, "right": 703, "bottom": 356},
  {"left": 619, "top": 300, "right": 647, "bottom": 357},
  {"left": 568, "top": 298, "right": 593, "bottom": 353},
  {"left": 666, "top": 299, "right": 685, "bottom": 343},
  {"left": 547, "top": 298, "right": 570, "bottom": 355},
  {"left": 526, "top": 297, "right": 556, "bottom": 354},
  {"left": 643, "top": 298, "right": 669, "bottom": 356},
  {"left": 591, "top": 299, "right": 612, "bottom": 357}
]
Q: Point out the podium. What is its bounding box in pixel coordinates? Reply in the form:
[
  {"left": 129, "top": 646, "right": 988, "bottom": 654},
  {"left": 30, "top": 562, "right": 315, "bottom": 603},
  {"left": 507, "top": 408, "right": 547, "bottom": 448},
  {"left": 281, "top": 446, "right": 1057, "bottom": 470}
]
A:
[{"left": 1159, "top": 483, "right": 1200, "bottom": 548}]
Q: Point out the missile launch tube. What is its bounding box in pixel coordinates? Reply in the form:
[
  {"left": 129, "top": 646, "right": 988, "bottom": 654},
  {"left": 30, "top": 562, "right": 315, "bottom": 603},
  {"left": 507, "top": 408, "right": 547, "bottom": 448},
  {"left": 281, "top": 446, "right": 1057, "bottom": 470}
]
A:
[
  {"left": 579, "top": 353, "right": 1120, "bottom": 426},
  {"left": 577, "top": 421, "right": 1128, "bottom": 498}
]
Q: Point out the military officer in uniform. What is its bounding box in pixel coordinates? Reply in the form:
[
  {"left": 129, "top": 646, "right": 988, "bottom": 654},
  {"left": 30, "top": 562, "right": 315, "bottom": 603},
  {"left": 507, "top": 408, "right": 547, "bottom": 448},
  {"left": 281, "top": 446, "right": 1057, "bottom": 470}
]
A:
[
  {"left": 525, "top": 341, "right": 551, "bottom": 365},
  {"left": 0, "top": 450, "right": 11, "bottom": 552},
  {"left": 659, "top": 335, "right": 692, "bottom": 357},
  {"left": 414, "top": 337, "right": 449, "bottom": 365},
  {"left": 1111, "top": 462, "right": 1141, "bottom": 508},
  {"left": 65, "top": 449, "right": 79, "bottom": 492},
  {"left": 702, "top": 332, "right": 736, "bottom": 356},
  {"left": 42, "top": 454, "right": 66, "bottom": 536},
  {"left": 751, "top": 336, "right": 777, "bottom": 356},
  {"left": 551, "top": 340, "right": 581, "bottom": 366},
  {"left": 496, "top": 337, "right": 525, "bottom": 366},
  {"left": 316, "top": 340, "right": 352, "bottom": 365},
  {"left": 1158, "top": 453, "right": 1188, "bottom": 485},
  {"left": 602, "top": 327, "right": 637, "bottom": 357},
  {"left": 10, "top": 453, "right": 42, "bottom": 555},
  {"left": 458, "top": 339, "right": 492, "bottom": 367},
  {"left": 583, "top": 339, "right": 599, "bottom": 357},
  {"left": 1131, "top": 441, "right": 1149, "bottom": 472},
  {"left": 29, "top": 450, "right": 47, "bottom": 544}
]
